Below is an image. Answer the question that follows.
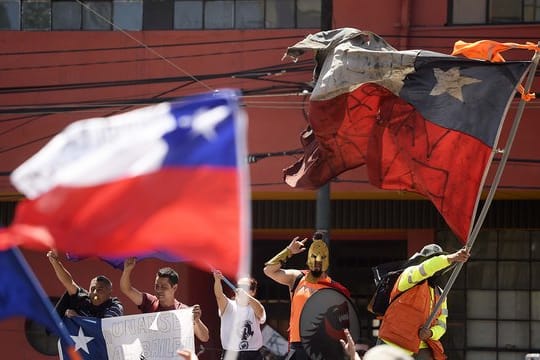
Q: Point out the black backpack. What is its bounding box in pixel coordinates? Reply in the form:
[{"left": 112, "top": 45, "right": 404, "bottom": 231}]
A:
[{"left": 367, "top": 261, "right": 405, "bottom": 317}]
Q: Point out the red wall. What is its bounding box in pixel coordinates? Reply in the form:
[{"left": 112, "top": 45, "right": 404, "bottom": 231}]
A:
[{"left": 2, "top": 1, "right": 540, "bottom": 358}]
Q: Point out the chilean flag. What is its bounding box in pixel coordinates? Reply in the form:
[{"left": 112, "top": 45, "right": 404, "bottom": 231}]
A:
[
  {"left": 0, "top": 89, "right": 250, "bottom": 277},
  {"left": 283, "top": 28, "right": 531, "bottom": 242}
]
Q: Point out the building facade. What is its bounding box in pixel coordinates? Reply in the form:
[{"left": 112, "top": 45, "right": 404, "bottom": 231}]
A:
[{"left": 0, "top": 0, "right": 539, "bottom": 359}]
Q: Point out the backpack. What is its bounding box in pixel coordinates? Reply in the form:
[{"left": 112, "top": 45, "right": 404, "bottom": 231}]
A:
[{"left": 367, "top": 261, "right": 405, "bottom": 317}]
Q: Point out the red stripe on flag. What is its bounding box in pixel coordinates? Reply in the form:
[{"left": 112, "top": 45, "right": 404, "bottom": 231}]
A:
[
  {"left": 286, "top": 83, "right": 492, "bottom": 241},
  {"left": 2, "top": 167, "right": 241, "bottom": 276}
]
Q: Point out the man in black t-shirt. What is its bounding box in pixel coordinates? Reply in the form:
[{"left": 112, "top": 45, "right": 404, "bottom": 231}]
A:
[{"left": 47, "top": 250, "right": 123, "bottom": 318}]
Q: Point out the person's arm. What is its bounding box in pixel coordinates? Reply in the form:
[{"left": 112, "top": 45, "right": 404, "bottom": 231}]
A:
[
  {"left": 46, "top": 250, "right": 78, "bottom": 295},
  {"left": 120, "top": 257, "right": 143, "bottom": 306},
  {"left": 263, "top": 237, "right": 306, "bottom": 289},
  {"left": 212, "top": 270, "right": 229, "bottom": 315},
  {"left": 398, "top": 247, "right": 470, "bottom": 292},
  {"left": 192, "top": 304, "right": 210, "bottom": 342}
]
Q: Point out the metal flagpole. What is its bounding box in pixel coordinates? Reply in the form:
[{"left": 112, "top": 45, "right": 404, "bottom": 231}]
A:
[
  {"left": 316, "top": 0, "right": 333, "bottom": 257},
  {"left": 422, "top": 44, "right": 540, "bottom": 330}
]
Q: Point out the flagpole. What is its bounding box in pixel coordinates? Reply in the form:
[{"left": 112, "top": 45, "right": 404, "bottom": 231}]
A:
[
  {"left": 422, "top": 45, "right": 540, "bottom": 331},
  {"left": 10, "top": 247, "right": 82, "bottom": 360},
  {"left": 315, "top": 0, "right": 333, "bottom": 262}
]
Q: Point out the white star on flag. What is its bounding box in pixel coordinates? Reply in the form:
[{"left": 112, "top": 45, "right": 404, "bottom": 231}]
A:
[
  {"left": 71, "top": 326, "right": 94, "bottom": 354},
  {"left": 190, "top": 105, "right": 231, "bottom": 140},
  {"left": 429, "top": 67, "right": 481, "bottom": 101}
]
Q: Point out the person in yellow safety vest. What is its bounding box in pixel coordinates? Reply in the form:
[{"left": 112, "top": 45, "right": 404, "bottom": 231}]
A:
[{"left": 378, "top": 244, "right": 470, "bottom": 360}]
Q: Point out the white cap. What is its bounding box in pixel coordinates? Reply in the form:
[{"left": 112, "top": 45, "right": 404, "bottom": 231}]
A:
[
  {"left": 409, "top": 244, "right": 444, "bottom": 261},
  {"left": 363, "top": 344, "right": 414, "bottom": 360}
]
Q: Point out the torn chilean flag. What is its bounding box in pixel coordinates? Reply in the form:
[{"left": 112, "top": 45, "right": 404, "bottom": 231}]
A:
[
  {"left": 0, "top": 89, "right": 250, "bottom": 277},
  {"left": 283, "top": 28, "right": 531, "bottom": 242}
]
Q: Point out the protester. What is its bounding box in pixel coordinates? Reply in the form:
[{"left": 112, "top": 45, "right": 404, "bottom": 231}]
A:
[
  {"left": 46, "top": 250, "right": 123, "bottom": 318},
  {"left": 213, "top": 270, "right": 266, "bottom": 360},
  {"left": 263, "top": 231, "right": 349, "bottom": 359},
  {"left": 120, "top": 257, "right": 209, "bottom": 342},
  {"left": 378, "top": 244, "right": 470, "bottom": 359}
]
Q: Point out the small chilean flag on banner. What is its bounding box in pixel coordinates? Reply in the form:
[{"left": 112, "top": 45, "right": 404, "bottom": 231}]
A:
[{"left": 0, "top": 89, "right": 250, "bottom": 278}]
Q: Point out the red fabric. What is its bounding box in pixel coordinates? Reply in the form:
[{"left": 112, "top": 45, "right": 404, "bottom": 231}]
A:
[
  {"left": 0, "top": 167, "right": 242, "bottom": 276},
  {"left": 284, "top": 84, "right": 492, "bottom": 242},
  {"left": 318, "top": 278, "right": 351, "bottom": 298},
  {"left": 426, "top": 338, "right": 447, "bottom": 360}
]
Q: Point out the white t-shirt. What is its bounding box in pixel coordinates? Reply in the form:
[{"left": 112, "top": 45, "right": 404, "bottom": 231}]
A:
[{"left": 219, "top": 298, "right": 266, "bottom": 351}]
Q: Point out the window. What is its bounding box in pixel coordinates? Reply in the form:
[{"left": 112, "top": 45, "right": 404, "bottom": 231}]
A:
[
  {"left": 235, "top": 0, "right": 263, "bottom": 29},
  {"left": 82, "top": 0, "right": 111, "bottom": 29},
  {"left": 438, "top": 230, "right": 540, "bottom": 357},
  {"left": 173, "top": 0, "right": 202, "bottom": 29},
  {"left": 451, "top": 0, "right": 540, "bottom": 24},
  {"left": 204, "top": 0, "right": 233, "bottom": 29},
  {"left": 53, "top": 0, "right": 113, "bottom": 30},
  {"left": 296, "top": 0, "right": 320, "bottom": 28},
  {"left": 22, "top": 0, "right": 50, "bottom": 30},
  {"left": 143, "top": 0, "right": 173, "bottom": 29},
  {"left": 0, "top": 0, "right": 21, "bottom": 29},
  {"left": 52, "top": 1, "right": 81, "bottom": 29},
  {"left": 113, "top": 0, "right": 142, "bottom": 30},
  {"left": 265, "top": 0, "right": 293, "bottom": 28},
  {"left": 524, "top": 0, "right": 540, "bottom": 21},
  {"left": 2, "top": 0, "right": 321, "bottom": 30}
]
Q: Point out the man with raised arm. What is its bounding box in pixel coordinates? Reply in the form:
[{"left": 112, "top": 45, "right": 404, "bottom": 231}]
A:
[
  {"left": 263, "top": 231, "right": 348, "bottom": 360},
  {"left": 213, "top": 270, "right": 266, "bottom": 359},
  {"left": 47, "top": 250, "right": 123, "bottom": 318},
  {"left": 120, "top": 257, "right": 209, "bottom": 342}
]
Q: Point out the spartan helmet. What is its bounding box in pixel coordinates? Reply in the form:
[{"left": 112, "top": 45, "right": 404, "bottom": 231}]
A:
[{"left": 307, "top": 236, "right": 330, "bottom": 273}]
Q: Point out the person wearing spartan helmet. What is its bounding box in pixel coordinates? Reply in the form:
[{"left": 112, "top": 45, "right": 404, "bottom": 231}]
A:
[{"left": 263, "top": 231, "right": 349, "bottom": 360}]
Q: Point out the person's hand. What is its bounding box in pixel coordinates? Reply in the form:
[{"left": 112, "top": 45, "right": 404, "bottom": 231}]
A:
[
  {"left": 177, "top": 349, "right": 199, "bottom": 360},
  {"left": 213, "top": 269, "right": 223, "bottom": 281},
  {"left": 447, "top": 247, "right": 470, "bottom": 264},
  {"left": 46, "top": 250, "right": 59, "bottom": 263},
  {"left": 64, "top": 309, "right": 78, "bottom": 318},
  {"left": 123, "top": 257, "right": 137, "bottom": 271},
  {"left": 287, "top": 236, "right": 308, "bottom": 255},
  {"left": 419, "top": 327, "right": 433, "bottom": 341},
  {"left": 192, "top": 304, "right": 202, "bottom": 321},
  {"left": 340, "top": 328, "right": 360, "bottom": 360}
]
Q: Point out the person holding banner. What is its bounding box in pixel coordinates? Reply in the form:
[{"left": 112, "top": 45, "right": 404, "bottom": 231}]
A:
[
  {"left": 378, "top": 244, "right": 470, "bottom": 360},
  {"left": 120, "top": 257, "right": 210, "bottom": 342},
  {"left": 263, "top": 231, "right": 349, "bottom": 360},
  {"left": 213, "top": 270, "right": 266, "bottom": 360},
  {"left": 46, "top": 250, "right": 124, "bottom": 318}
]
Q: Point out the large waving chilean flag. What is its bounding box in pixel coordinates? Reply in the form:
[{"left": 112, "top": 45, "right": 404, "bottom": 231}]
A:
[
  {"left": 0, "top": 89, "right": 250, "bottom": 277},
  {"left": 283, "top": 28, "right": 531, "bottom": 242}
]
